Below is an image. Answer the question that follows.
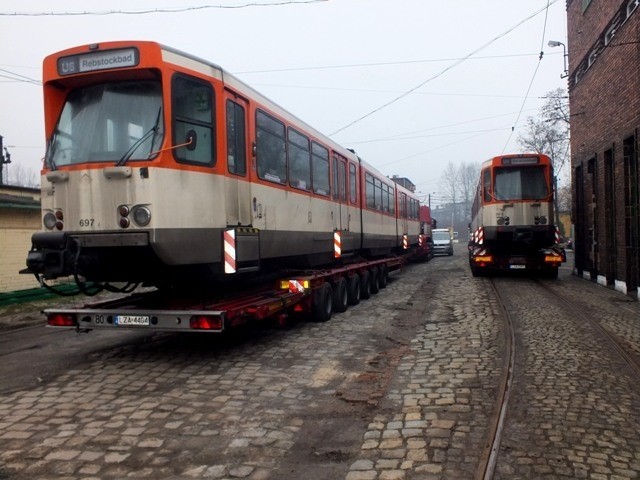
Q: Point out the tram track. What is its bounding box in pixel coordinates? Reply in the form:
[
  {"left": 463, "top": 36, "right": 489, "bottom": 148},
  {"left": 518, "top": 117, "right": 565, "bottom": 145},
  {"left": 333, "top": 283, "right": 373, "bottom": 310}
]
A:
[
  {"left": 534, "top": 278, "right": 640, "bottom": 381},
  {"left": 478, "top": 274, "right": 640, "bottom": 480},
  {"left": 474, "top": 279, "right": 516, "bottom": 480}
]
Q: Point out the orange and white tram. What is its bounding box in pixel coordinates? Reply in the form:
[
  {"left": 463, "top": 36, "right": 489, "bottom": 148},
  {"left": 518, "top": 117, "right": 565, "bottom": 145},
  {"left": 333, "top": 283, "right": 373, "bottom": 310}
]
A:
[
  {"left": 468, "top": 153, "right": 565, "bottom": 277},
  {"left": 23, "top": 41, "right": 423, "bottom": 291}
]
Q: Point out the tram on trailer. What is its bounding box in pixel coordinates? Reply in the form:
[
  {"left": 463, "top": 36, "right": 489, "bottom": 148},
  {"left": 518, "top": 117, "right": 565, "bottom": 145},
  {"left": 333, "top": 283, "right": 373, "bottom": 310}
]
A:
[{"left": 22, "top": 41, "right": 424, "bottom": 294}]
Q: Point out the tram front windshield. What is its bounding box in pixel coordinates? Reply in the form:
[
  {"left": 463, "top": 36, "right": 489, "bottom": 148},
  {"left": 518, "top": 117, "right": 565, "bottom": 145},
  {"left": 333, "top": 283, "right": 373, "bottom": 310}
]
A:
[
  {"left": 493, "top": 166, "right": 548, "bottom": 201},
  {"left": 46, "top": 81, "right": 163, "bottom": 167}
]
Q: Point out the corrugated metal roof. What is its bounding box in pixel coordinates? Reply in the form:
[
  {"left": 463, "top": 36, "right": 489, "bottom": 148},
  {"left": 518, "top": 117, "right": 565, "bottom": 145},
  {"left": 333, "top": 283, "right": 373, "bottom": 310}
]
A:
[{"left": 0, "top": 193, "right": 40, "bottom": 210}]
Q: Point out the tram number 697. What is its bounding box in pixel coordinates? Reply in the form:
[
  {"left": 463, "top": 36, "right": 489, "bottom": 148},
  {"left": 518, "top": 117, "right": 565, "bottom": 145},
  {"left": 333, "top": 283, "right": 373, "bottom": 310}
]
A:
[{"left": 79, "top": 219, "right": 95, "bottom": 227}]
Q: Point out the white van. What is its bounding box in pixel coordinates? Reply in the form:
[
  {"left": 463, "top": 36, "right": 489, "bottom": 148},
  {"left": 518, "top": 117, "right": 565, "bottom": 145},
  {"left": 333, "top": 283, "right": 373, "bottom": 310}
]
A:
[{"left": 432, "top": 229, "right": 454, "bottom": 256}]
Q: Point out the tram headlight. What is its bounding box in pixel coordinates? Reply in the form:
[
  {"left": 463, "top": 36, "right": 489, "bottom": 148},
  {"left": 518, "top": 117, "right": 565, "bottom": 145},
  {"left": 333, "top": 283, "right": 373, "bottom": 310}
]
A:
[
  {"left": 539, "top": 216, "right": 548, "bottom": 225},
  {"left": 118, "top": 205, "right": 130, "bottom": 217},
  {"left": 43, "top": 212, "right": 57, "bottom": 230},
  {"left": 497, "top": 217, "right": 505, "bottom": 226},
  {"left": 132, "top": 206, "right": 151, "bottom": 227}
]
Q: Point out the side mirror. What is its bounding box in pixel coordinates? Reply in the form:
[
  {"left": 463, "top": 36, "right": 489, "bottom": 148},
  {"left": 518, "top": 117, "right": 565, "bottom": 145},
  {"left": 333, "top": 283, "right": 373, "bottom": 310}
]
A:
[{"left": 185, "top": 130, "right": 197, "bottom": 151}]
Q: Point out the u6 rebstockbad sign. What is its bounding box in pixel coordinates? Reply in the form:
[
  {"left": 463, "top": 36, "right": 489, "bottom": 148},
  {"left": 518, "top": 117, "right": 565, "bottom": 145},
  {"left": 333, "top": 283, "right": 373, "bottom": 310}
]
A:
[{"left": 57, "top": 48, "right": 139, "bottom": 76}]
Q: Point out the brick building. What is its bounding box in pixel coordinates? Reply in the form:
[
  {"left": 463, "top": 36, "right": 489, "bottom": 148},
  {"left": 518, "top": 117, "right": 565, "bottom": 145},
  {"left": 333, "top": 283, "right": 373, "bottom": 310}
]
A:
[
  {"left": 567, "top": 0, "right": 640, "bottom": 298},
  {"left": 0, "top": 185, "right": 41, "bottom": 292}
]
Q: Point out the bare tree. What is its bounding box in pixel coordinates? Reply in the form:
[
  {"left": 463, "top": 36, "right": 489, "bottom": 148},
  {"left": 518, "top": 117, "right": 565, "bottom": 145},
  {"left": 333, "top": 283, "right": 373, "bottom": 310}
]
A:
[
  {"left": 517, "top": 87, "right": 570, "bottom": 223},
  {"left": 518, "top": 88, "right": 569, "bottom": 170},
  {"left": 439, "top": 160, "right": 481, "bottom": 232},
  {"left": 557, "top": 183, "right": 572, "bottom": 213},
  {"left": 458, "top": 161, "right": 480, "bottom": 220},
  {"left": 6, "top": 163, "right": 40, "bottom": 188},
  {"left": 440, "top": 161, "right": 459, "bottom": 225}
]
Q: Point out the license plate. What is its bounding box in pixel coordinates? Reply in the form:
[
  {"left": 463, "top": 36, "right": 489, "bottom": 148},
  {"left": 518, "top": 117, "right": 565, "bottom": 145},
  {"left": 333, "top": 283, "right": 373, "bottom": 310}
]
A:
[
  {"left": 115, "top": 315, "right": 150, "bottom": 326},
  {"left": 509, "top": 264, "right": 526, "bottom": 270}
]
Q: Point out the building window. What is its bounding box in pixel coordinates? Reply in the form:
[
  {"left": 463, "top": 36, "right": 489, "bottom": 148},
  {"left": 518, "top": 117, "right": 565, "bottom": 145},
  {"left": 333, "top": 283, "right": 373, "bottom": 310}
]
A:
[
  {"left": 587, "top": 48, "right": 598, "bottom": 68},
  {"left": 582, "top": 0, "right": 592, "bottom": 13},
  {"left": 604, "top": 24, "right": 617, "bottom": 46}
]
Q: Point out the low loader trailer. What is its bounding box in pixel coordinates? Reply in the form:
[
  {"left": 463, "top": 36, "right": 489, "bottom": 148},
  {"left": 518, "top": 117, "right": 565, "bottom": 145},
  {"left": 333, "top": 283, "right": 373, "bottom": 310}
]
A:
[{"left": 45, "top": 256, "right": 411, "bottom": 333}]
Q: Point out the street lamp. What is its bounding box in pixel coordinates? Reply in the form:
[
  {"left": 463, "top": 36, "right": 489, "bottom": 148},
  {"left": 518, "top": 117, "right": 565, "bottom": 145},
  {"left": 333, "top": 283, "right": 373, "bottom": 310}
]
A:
[
  {"left": 428, "top": 192, "right": 436, "bottom": 211},
  {"left": 548, "top": 40, "right": 568, "bottom": 79}
]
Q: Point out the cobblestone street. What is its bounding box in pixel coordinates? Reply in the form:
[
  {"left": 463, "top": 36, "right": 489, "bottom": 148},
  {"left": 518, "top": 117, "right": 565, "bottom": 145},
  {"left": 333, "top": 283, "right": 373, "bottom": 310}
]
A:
[{"left": 1, "top": 247, "right": 640, "bottom": 479}]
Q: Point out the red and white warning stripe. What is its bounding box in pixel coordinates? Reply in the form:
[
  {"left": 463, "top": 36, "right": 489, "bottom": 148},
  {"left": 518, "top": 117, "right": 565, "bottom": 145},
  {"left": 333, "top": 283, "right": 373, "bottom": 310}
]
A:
[
  {"left": 402, "top": 234, "right": 409, "bottom": 250},
  {"left": 224, "top": 229, "right": 236, "bottom": 274},
  {"left": 555, "top": 226, "right": 561, "bottom": 244},
  {"left": 334, "top": 231, "right": 342, "bottom": 258},
  {"left": 476, "top": 227, "right": 484, "bottom": 245},
  {"left": 289, "top": 279, "right": 305, "bottom": 293}
]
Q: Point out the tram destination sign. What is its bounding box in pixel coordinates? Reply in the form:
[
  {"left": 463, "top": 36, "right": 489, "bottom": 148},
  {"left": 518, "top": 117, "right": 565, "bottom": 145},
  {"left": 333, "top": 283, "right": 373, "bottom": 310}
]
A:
[{"left": 57, "top": 48, "right": 139, "bottom": 76}]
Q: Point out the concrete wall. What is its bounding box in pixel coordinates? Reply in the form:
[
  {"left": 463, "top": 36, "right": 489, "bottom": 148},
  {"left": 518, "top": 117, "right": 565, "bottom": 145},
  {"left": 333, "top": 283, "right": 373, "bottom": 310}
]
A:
[{"left": 0, "top": 186, "right": 41, "bottom": 293}]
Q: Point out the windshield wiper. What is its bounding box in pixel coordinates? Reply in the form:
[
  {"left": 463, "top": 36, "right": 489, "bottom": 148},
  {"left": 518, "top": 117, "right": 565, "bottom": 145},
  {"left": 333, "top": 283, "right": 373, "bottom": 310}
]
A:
[
  {"left": 115, "top": 108, "right": 162, "bottom": 167},
  {"left": 44, "top": 132, "right": 59, "bottom": 171}
]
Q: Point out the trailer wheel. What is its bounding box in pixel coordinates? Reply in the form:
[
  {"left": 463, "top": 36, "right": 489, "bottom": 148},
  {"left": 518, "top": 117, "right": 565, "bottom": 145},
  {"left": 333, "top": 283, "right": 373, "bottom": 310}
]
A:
[
  {"left": 370, "top": 268, "right": 380, "bottom": 294},
  {"left": 332, "top": 277, "right": 349, "bottom": 313},
  {"left": 470, "top": 264, "right": 481, "bottom": 277},
  {"left": 347, "top": 274, "right": 361, "bottom": 306},
  {"left": 313, "top": 282, "right": 333, "bottom": 322},
  {"left": 540, "top": 267, "right": 558, "bottom": 279},
  {"left": 379, "top": 265, "right": 388, "bottom": 288},
  {"left": 360, "top": 270, "right": 372, "bottom": 300}
]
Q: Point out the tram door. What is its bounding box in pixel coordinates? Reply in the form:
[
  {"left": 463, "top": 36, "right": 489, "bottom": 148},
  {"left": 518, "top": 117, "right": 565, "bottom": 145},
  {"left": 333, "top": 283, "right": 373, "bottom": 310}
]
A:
[
  {"left": 399, "top": 192, "right": 409, "bottom": 239},
  {"left": 224, "top": 92, "right": 251, "bottom": 227},
  {"left": 332, "top": 154, "right": 353, "bottom": 252}
]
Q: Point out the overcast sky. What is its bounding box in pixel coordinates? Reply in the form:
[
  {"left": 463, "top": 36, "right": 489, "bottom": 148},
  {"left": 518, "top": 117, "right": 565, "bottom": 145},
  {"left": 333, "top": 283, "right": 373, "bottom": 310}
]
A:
[{"left": 1, "top": 0, "right": 568, "bottom": 205}]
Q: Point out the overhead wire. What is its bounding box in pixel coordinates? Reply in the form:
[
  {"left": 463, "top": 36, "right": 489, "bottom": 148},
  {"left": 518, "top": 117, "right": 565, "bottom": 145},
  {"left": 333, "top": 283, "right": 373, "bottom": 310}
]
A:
[
  {"left": 328, "top": 0, "right": 560, "bottom": 137},
  {"left": 501, "top": 0, "right": 552, "bottom": 153},
  {"left": 378, "top": 123, "right": 519, "bottom": 169},
  {"left": 0, "top": 1, "right": 328, "bottom": 16},
  {"left": 250, "top": 82, "right": 540, "bottom": 99},
  {"left": 344, "top": 108, "right": 539, "bottom": 145},
  {"left": 236, "top": 52, "right": 551, "bottom": 74},
  {"left": 0, "top": 69, "right": 41, "bottom": 85}
]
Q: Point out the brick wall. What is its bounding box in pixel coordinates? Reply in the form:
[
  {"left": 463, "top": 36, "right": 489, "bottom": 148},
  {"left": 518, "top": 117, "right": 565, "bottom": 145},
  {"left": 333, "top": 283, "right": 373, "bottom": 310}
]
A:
[{"left": 568, "top": 0, "right": 640, "bottom": 293}]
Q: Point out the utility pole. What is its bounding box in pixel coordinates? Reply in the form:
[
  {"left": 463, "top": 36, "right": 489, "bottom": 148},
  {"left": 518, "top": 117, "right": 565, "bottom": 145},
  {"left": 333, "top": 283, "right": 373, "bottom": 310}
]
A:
[{"left": 0, "top": 135, "right": 11, "bottom": 185}]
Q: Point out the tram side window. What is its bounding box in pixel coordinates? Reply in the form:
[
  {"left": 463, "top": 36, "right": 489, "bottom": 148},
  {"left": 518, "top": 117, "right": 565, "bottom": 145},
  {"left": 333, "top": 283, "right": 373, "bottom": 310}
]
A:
[
  {"left": 382, "top": 184, "right": 389, "bottom": 212},
  {"left": 365, "top": 173, "right": 375, "bottom": 208},
  {"left": 389, "top": 187, "right": 395, "bottom": 215},
  {"left": 483, "top": 169, "right": 492, "bottom": 202},
  {"left": 226, "top": 100, "right": 246, "bottom": 176},
  {"left": 288, "top": 128, "right": 311, "bottom": 191},
  {"left": 349, "top": 163, "right": 357, "bottom": 204},
  {"left": 172, "top": 75, "right": 215, "bottom": 165},
  {"left": 400, "top": 193, "right": 407, "bottom": 218},
  {"left": 332, "top": 157, "right": 347, "bottom": 201},
  {"left": 311, "top": 142, "right": 330, "bottom": 195},
  {"left": 256, "top": 110, "right": 286, "bottom": 184},
  {"left": 374, "top": 178, "right": 383, "bottom": 210}
]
